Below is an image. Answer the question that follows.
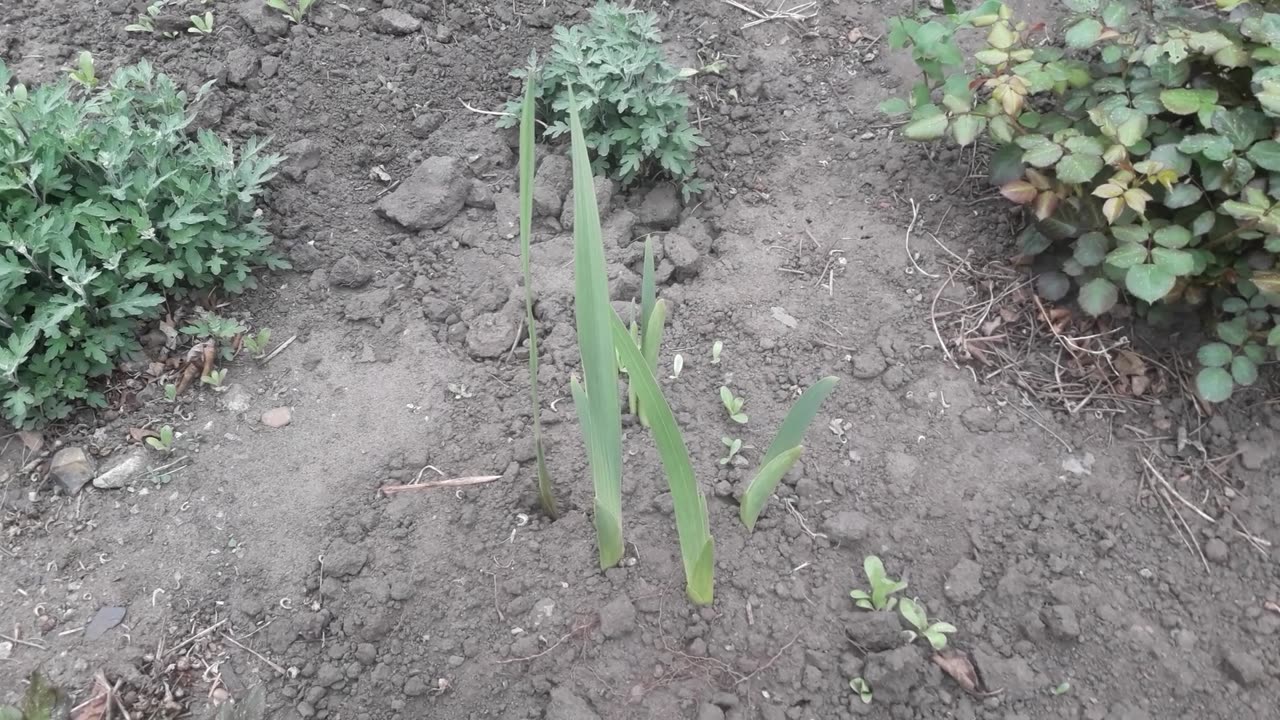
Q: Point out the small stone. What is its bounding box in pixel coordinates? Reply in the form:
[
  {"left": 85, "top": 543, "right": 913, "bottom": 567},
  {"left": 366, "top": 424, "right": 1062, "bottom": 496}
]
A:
[
  {"left": 944, "top": 558, "right": 984, "bottom": 603},
  {"left": 329, "top": 254, "right": 373, "bottom": 288},
  {"left": 466, "top": 180, "right": 495, "bottom": 210},
  {"left": 403, "top": 676, "right": 429, "bottom": 697},
  {"left": 370, "top": 8, "right": 421, "bottom": 35},
  {"left": 663, "top": 232, "right": 702, "bottom": 280},
  {"left": 84, "top": 606, "right": 126, "bottom": 639},
  {"left": 696, "top": 703, "right": 725, "bottom": 720},
  {"left": 92, "top": 449, "right": 149, "bottom": 490},
  {"left": 961, "top": 406, "right": 997, "bottom": 433},
  {"left": 447, "top": 654, "right": 465, "bottom": 667},
  {"left": 325, "top": 539, "right": 369, "bottom": 577},
  {"left": 823, "top": 510, "right": 870, "bottom": 544},
  {"left": 354, "top": 643, "right": 377, "bottom": 665},
  {"left": 862, "top": 646, "right": 922, "bottom": 704},
  {"left": 296, "top": 701, "right": 316, "bottom": 718},
  {"left": 546, "top": 687, "right": 601, "bottom": 720},
  {"left": 344, "top": 287, "right": 392, "bottom": 321},
  {"left": 1222, "top": 648, "right": 1265, "bottom": 686},
  {"left": 1204, "top": 538, "right": 1229, "bottom": 564},
  {"left": 50, "top": 447, "right": 96, "bottom": 495},
  {"left": 599, "top": 595, "right": 637, "bottom": 639},
  {"left": 850, "top": 351, "right": 886, "bottom": 379},
  {"left": 376, "top": 156, "right": 470, "bottom": 230},
  {"left": 533, "top": 156, "right": 572, "bottom": 217},
  {"left": 466, "top": 311, "right": 518, "bottom": 359},
  {"left": 223, "top": 384, "right": 253, "bottom": 414},
  {"left": 1237, "top": 440, "right": 1270, "bottom": 471},
  {"left": 282, "top": 139, "right": 322, "bottom": 181},
  {"left": 1043, "top": 604, "right": 1080, "bottom": 641},
  {"left": 636, "top": 183, "right": 681, "bottom": 229},
  {"left": 225, "top": 48, "right": 259, "bottom": 86},
  {"left": 411, "top": 111, "right": 444, "bottom": 139},
  {"left": 843, "top": 611, "right": 902, "bottom": 651},
  {"left": 261, "top": 407, "right": 292, "bottom": 428}
]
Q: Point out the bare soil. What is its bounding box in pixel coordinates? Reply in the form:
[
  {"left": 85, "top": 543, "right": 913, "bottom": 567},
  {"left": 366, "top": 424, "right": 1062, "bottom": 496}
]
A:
[{"left": 3, "top": 1, "right": 1279, "bottom": 719}]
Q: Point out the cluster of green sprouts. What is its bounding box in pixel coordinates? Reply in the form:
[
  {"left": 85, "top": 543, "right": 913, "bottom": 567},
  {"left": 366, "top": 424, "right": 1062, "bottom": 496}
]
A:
[{"left": 851, "top": 556, "right": 957, "bottom": 650}]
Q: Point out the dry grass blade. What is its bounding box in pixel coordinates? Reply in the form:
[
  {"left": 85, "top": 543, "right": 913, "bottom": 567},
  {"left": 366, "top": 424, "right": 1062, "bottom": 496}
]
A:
[{"left": 380, "top": 475, "right": 501, "bottom": 496}]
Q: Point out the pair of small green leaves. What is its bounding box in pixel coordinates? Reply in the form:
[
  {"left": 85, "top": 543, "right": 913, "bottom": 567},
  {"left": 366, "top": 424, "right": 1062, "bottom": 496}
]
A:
[
  {"left": 1195, "top": 318, "right": 1269, "bottom": 402},
  {"left": 899, "top": 597, "right": 958, "bottom": 651},
  {"left": 719, "top": 386, "right": 748, "bottom": 424},
  {"left": 850, "top": 555, "right": 907, "bottom": 611}
]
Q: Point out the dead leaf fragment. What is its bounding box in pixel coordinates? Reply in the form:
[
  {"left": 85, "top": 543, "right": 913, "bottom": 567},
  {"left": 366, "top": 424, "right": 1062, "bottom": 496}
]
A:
[
  {"left": 931, "top": 649, "right": 1001, "bottom": 697},
  {"left": 73, "top": 672, "right": 111, "bottom": 720}
]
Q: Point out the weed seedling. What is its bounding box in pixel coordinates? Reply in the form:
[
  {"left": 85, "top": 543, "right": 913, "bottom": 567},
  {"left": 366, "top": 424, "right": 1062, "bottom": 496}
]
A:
[
  {"left": 898, "top": 597, "right": 956, "bottom": 651},
  {"left": 183, "top": 311, "right": 247, "bottom": 361},
  {"left": 850, "top": 555, "right": 907, "bottom": 611},
  {"left": 710, "top": 340, "right": 723, "bottom": 364},
  {"left": 242, "top": 328, "right": 271, "bottom": 358},
  {"left": 265, "top": 0, "right": 316, "bottom": 24},
  {"left": 719, "top": 386, "right": 747, "bottom": 424},
  {"left": 201, "top": 368, "right": 228, "bottom": 388},
  {"left": 1052, "top": 681, "right": 1071, "bottom": 696},
  {"left": 146, "top": 425, "right": 176, "bottom": 452},
  {"left": 164, "top": 383, "right": 178, "bottom": 402},
  {"left": 719, "top": 437, "right": 743, "bottom": 466},
  {"left": 68, "top": 51, "right": 96, "bottom": 88},
  {"left": 126, "top": 1, "right": 166, "bottom": 32},
  {"left": 189, "top": 11, "right": 214, "bottom": 34},
  {"left": 849, "top": 677, "right": 872, "bottom": 704}
]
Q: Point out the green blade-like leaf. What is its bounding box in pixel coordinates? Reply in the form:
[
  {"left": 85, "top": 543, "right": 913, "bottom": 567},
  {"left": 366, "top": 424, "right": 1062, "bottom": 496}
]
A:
[
  {"left": 638, "top": 299, "right": 667, "bottom": 428},
  {"left": 739, "top": 445, "right": 804, "bottom": 531},
  {"left": 641, "top": 237, "right": 657, "bottom": 337},
  {"left": 568, "top": 87, "right": 624, "bottom": 569},
  {"left": 517, "top": 66, "right": 557, "bottom": 519},
  {"left": 760, "top": 377, "right": 839, "bottom": 467},
  {"left": 609, "top": 311, "right": 713, "bottom": 604}
]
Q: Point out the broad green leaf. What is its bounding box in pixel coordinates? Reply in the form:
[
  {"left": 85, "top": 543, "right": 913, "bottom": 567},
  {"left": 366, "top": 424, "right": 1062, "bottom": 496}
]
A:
[
  {"left": 902, "top": 113, "right": 949, "bottom": 141},
  {"left": 1178, "top": 134, "right": 1233, "bottom": 161},
  {"left": 1074, "top": 232, "right": 1109, "bottom": 267},
  {"left": 610, "top": 311, "right": 713, "bottom": 604},
  {"left": 759, "top": 377, "right": 840, "bottom": 466},
  {"left": 1056, "top": 153, "right": 1103, "bottom": 183},
  {"left": 1078, "top": 277, "right": 1119, "bottom": 315},
  {"left": 989, "top": 143, "right": 1025, "bottom": 185},
  {"left": 1151, "top": 247, "right": 1195, "bottom": 276},
  {"left": 1063, "top": 0, "right": 1099, "bottom": 11},
  {"left": 1231, "top": 355, "right": 1258, "bottom": 385},
  {"left": 879, "top": 97, "right": 910, "bottom": 116},
  {"left": 1111, "top": 224, "right": 1149, "bottom": 244},
  {"left": 1196, "top": 367, "right": 1234, "bottom": 402},
  {"left": 1064, "top": 136, "right": 1105, "bottom": 156},
  {"left": 951, "top": 114, "right": 985, "bottom": 146},
  {"left": 1125, "top": 263, "right": 1175, "bottom": 303},
  {"left": 1017, "top": 136, "right": 1064, "bottom": 167},
  {"left": 638, "top": 299, "right": 667, "bottom": 428},
  {"left": 1065, "top": 19, "right": 1103, "bottom": 49},
  {"left": 1115, "top": 111, "right": 1148, "bottom": 147},
  {"left": 740, "top": 446, "right": 804, "bottom": 531},
  {"left": 568, "top": 89, "right": 624, "bottom": 569},
  {"left": 1197, "top": 343, "right": 1233, "bottom": 367},
  {"left": 1020, "top": 226, "right": 1052, "bottom": 255},
  {"left": 1214, "top": 107, "right": 1268, "bottom": 151},
  {"left": 1159, "top": 88, "right": 1216, "bottom": 115},
  {"left": 1037, "top": 271, "right": 1070, "bottom": 301},
  {"left": 1163, "top": 183, "right": 1202, "bottom": 209},
  {"left": 1152, "top": 226, "right": 1191, "bottom": 249},
  {"left": 1218, "top": 318, "right": 1249, "bottom": 346},
  {"left": 1106, "top": 242, "right": 1148, "bottom": 269},
  {"left": 1248, "top": 140, "right": 1280, "bottom": 171}
]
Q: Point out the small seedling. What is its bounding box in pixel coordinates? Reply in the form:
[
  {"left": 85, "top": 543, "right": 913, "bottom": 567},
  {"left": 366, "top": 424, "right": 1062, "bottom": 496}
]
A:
[
  {"left": 68, "top": 51, "right": 96, "bottom": 88},
  {"left": 670, "top": 353, "right": 684, "bottom": 379},
  {"left": 898, "top": 597, "right": 956, "bottom": 651},
  {"left": 711, "top": 340, "right": 723, "bottom": 364},
  {"left": 183, "top": 311, "right": 247, "bottom": 361},
  {"left": 126, "top": 1, "right": 166, "bottom": 32},
  {"left": 265, "top": 0, "right": 316, "bottom": 23},
  {"left": 164, "top": 383, "right": 178, "bottom": 402},
  {"left": 146, "top": 425, "right": 176, "bottom": 452},
  {"left": 201, "top": 368, "right": 228, "bottom": 388},
  {"left": 242, "top": 328, "right": 272, "bottom": 358},
  {"left": 849, "top": 677, "right": 872, "bottom": 704},
  {"left": 447, "top": 383, "right": 473, "bottom": 399},
  {"left": 719, "top": 386, "right": 747, "bottom": 424},
  {"left": 850, "top": 555, "right": 907, "bottom": 611},
  {"left": 719, "top": 437, "right": 743, "bottom": 465},
  {"left": 189, "top": 11, "right": 214, "bottom": 34},
  {"left": 1051, "top": 681, "right": 1071, "bottom": 696}
]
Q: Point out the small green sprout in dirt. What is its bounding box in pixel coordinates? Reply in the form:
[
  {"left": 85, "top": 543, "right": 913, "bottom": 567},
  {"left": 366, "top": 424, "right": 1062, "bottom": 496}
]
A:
[
  {"left": 670, "top": 353, "right": 684, "bottom": 379},
  {"left": 164, "top": 383, "right": 178, "bottom": 402},
  {"left": 146, "top": 425, "right": 176, "bottom": 452},
  {"left": 849, "top": 677, "right": 873, "bottom": 704},
  {"left": 68, "top": 51, "right": 96, "bottom": 88},
  {"left": 898, "top": 597, "right": 957, "bottom": 651},
  {"left": 265, "top": 0, "right": 316, "bottom": 24},
  {"left": 242, "top": 328, "right": 272, "bottom": 358},
  {"left": 189, "top": 10, "right": 214, "bottom": 34},
  {"left": 499, "top": 3, "right": 707, "bottom": 197},
  {"left": 719, "top": 437, "right": 743, "bottom": 465},
  {"left": 0, "top": 671, "right": 59, "bottom": 720},
  {"left": 719, "top": 386, "right": 748, "bottom": 424},
  {"left": 202, "top": 368, "right": 228, "bottom": 388},
  {"left": 183, "top": 312, "right": 248, "bottom": 361},
  {"left": 126, "top": 1, "right": 166, "bottom": 32},
  {"left": 626, "top": 238, "right": 667, "bottom": 427},
  {"left": 711, "top": 340, "right": 723, "bottom": 364},
  {"left": 1052, "top": 681, "right": 1071, "bottom": 696},
  {"left": 447, "top": 382, "right": 473, "bottom": 400},
  {"left": 850, "top": 555, "right": 907, "bottom": 611},
  {"left": 738, "top": 377, "right": 839, "bottom": 530}
]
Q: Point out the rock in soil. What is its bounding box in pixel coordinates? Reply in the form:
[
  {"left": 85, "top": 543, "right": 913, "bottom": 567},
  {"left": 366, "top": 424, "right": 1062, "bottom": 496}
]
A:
[
  {"left": 1205, "top": 537, "right": 1229, "bottom": 564},
  {"left": 261, "top": 407, "right": 293, "bottom": 428},
  {"left": 222, "top": 384, "right": 253, "bottom": 414},
  {"left": 663, "top": 231, "right": 702, "bottom": 280},
  {"left": 636, "top": 183, "right": 681, "bottom": 229},
  {"left": 370, "top": 8, "right": 422, "bottom": 35},
  {"left": 466, "top": 311, "right": 518, "bottom": 359},
  {"left": 1043, "top": 604, "right": 1081, "bottom": 641},
  {"left": 1221, "top": 648, "right": 1265, "bottom": 686},
  {"left": 944, "top": 558, "right": 984, "bottom": 603},
  {"left": 376, "top": 156, "right": 470, "bottom": 230},
  {"left": 862, "top": 646, "right": 923, "bottom": 704},
  {"left": 282, "top": 139, "right": 322, "bottom": 181},
  {"left": 849, "top": 350, "right": 886, "bottom": 379},
  {"left": 92, "top": 449, "right": 149, "bottom": 490},
  {"left": 546, "top": 687, "right": 601, "bottom": 720},
  {"left": 50, "top": 447, "right": 96, "bottom": 495},
  {"left": 843, "top": 611, "right": 903, "bottom": 652},
  {"left": 324, "top": 539, "right": 369, "bottom": 577},
  {"left": 329, "top": 255, "right": 373, "bottom": 288},
  {"left": 599, "top": 594, "right": 636, "bottom": 638},
  {"left": 822, "top": 509, "right": 870, "bottom": 544}
]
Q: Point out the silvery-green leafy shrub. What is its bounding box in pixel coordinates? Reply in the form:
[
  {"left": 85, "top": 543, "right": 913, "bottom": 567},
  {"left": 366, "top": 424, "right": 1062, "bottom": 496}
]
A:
[
  {"left": 499, "top": 2, "right": 707, "bottom": 196},
  {"left": 882, "top": 0, "right": 1280, "bottom": 402},
  {"left": 0, "top": 59, "right": 283, "bottom": 428}
]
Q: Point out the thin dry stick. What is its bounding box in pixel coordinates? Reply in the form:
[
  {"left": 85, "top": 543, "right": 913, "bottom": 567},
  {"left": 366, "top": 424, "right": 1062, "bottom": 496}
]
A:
[
  {"left": 381, "top": 475, "right": 502, "bottom": 496},
  {"left": 1001, "top": 395, "right": 1074, "bottom": 453},
  {"left": 734, "top": 632, "right": 801, "bottom": 686},
  {"left": 0, "top": 633, "right": 46, "bottom": 650},
  {"left": 495, "top": 622, "right": 594, "bottom": 664},
  {"left": 161, "top": 618, "right": 226, "bottom": 657},
  {"left": 1140, "top": 456, "right": 1216, "bottom": 524},
  {"left": 458, "top": 99, "right": 548, "bottom": 128},
  {"left": 221, "top": 632, "right": 286, "bottom": 675},
  {"left": 262, "top": 334, "right": 297, "bottom": 364},
  {"left": 718, "top": 0, "right": 817, "bottom": 28},
  {"left": 903, "top": 199, "right": 939, "bottom": 279}
]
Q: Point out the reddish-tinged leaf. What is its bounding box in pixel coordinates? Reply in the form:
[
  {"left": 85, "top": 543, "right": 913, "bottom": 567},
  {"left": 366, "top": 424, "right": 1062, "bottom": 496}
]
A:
[
  {"left": 74, "top": 672, "right": 111, "bottom": 720},
  {"left": 1000, "top": 180, "right": 1038, "bottom": 204},
  {"left": 1033, "top": 192, "right": 1060, "bottom": 220},
  {"left": 931, "top": 649, "right": 1001, "bottom": 696}
]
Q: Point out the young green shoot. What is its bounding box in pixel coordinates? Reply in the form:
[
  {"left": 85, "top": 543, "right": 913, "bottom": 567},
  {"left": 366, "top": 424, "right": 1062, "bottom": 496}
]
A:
[
  {"left": 243, "top": 328, "right": 272, "bottom": 358},
  {"left": 850, "top": 555, "right": 907, "bottom": 611},
  {"left": 850, "top": 677, "right": 872, "bottom": 704},
  {"left": 126, "top": 1, "right": 165, "bottom": 32},
  {"left": 711, "top": 340, "right": 723, "bottom": 364},
  {"left": 517, "top": 62, "right": 558, "bottom": 519},
  {"left": 146, "top": 425, "right": 176, "bottom": 452},
  {"left": 610, "top": 312, "right": 714, "bottom": 604},
  {"left": 898, "top": 597, "right": 956, "bottom": 651},
  {"left": 265, "top": 0, "right": 316, "bottom": 24},
  {"left": 738, "top": 376, "right": 838, "bottom": 530},
  {"left": 68, "top": 51, "right": 96, "bottom": 88},
  {"left": 201, "top": 368, "right": 228, "bottom": 388},
  {"left": 567, "top": 87, "right": 624, "bottom": 568},
  {"left": 671, "top": 353, "right": 684, "bottom": 379},
  {"left": 164, "top": 383, "right": 178, "bottom": 402},
  {"left": 625, "top": 237, "right": 666, "bottom": 427},
  {"left": 719, "top": 386, "right": 747, "bottom": 424},
  {"left": 189, "top": 10, "right": 214, "bottom": 34},
  {"left": 719, "top": 436, "right": 743, "bottom": 465},
  {"left": 1051, "top": 681, "right": 1071, "bottom": 696}
]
